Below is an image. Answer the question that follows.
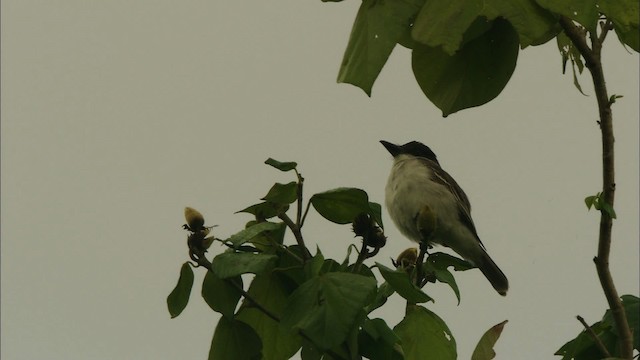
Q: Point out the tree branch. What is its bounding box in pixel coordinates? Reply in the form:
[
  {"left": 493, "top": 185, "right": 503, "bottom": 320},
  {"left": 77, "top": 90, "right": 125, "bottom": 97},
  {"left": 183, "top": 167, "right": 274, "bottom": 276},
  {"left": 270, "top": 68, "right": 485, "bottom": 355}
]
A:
[{"left": 559, "top": 16, "right": 633, "bottom": 359}]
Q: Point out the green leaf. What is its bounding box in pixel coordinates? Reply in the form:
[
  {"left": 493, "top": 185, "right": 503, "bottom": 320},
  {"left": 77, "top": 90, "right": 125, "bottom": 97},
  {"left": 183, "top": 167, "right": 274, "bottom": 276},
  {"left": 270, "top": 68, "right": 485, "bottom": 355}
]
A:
[
  {"left": 411, "top": 0, "right": 483, "bottom": 55},
  {"left": 262, "top": 182, "right": 298, "bottom": 205},
  {"left": 598, "top": 0, "right": 639, "bottom": 51},
  {"left": 281, "top": 272, "right": 377, "bottom": 350},
  {"left": 337, "top": 0, "right": 425, "bottom": 95},
  {"left": 557, "top": 29, "right": 586, "bottom": 96},
  {"left": 245, "top": 221, "right": 287, "bottom": 253},
  {"left": 365, "top": 281, "right": 395, "bottom": 314},
  {"left": 600, "top": 201, "right": 617, "bottom": 219},
  {"left": 536, "top": 0, "right": 598, "bottom": 32},
  {"left": 425, "top": 252, "right": 473, "bottom": 304},
  {"left": 305, "top": 250, "right": 325, "bottom": 279},
  {"left": 211, "top": 252, "right": 278, "bottom": 279},
  {"left": 201, "top": 271, "right": 243, "bottom": 318},
  {"left": 434, "top": 268, "right": 461, "bottom": 304},
  {"left": 412, "top": 18, "right": 519, "bottom": 116},
  {"left": 227, "top": 222, "right": 283, "bottom": 248},
  {"left": 167, "top": 262, "right": 194, "bottom": 318},
  {"left": 208, "top": 316, "right": 262, "bottom": 360},
  {"left": 359, "top": 318, "right": 404, "bottom": 360},
  {"left": 237, "top": 201, "right": 289, "bottom": 220},
  {"left": 264, "top": 158, "right": 297, "bottom": 172},
  {"left": 376, "top": 262, "right": 432, "bottom": 303},
  {"left": 394, "top": 305, "right": 457, "bottom": 360},
  {"left": 584, "top": 195, "right": 597, "bottom": 209},
  {"left": 368, "top": 201, "right": 384, "bottom": 229},
  {"left": 555, "top": 320, "right": 618, "bottom": 359},
  {"left": 236, "top": 273, "right": 302, "bottom": 360},
  {"left": 471, "top": 320, "right": 508, "bottom": 360},
  {"left": 429, "top": 252, "right": 474, "bottom": 271},
  {"left": 609, "top": 94, "right": 624, "bottom": 105},
  {"left": 482, "top": 0, "right": 559, "bottom": 47},
  {"left": 613, "top": 23, "right": 639, "bottom": 52},
  {"left": 310, "top": 188, "right": 376, "bottom": 225}
]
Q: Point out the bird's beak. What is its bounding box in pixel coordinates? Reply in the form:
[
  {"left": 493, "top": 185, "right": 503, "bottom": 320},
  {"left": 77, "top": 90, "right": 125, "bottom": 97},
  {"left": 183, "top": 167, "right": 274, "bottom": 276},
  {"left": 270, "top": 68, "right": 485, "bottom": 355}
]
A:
[{"left": 380, "top": 140, "right": 401, "bottom": 157}]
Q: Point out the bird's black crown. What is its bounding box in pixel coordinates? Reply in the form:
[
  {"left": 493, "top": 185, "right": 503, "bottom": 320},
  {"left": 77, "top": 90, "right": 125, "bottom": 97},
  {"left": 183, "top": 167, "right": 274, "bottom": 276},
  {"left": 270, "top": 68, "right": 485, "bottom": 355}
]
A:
[{"left": 380, "top": 140, "right": 438, "bottom": 163}]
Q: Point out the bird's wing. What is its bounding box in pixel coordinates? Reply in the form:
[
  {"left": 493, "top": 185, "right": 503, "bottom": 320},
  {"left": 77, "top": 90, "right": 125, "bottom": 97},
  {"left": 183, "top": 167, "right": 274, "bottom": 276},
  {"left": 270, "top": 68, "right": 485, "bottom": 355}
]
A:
[{"left": 424, "top": 158, "right": 485, "bottom": 248}]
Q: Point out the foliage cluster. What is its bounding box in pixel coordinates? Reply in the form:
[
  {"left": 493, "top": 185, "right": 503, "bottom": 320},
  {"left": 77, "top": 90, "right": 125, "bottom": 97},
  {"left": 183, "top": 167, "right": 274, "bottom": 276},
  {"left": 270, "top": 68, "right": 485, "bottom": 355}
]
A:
[{"left": 168, "top": 159, "right": 507, "bottom": 359}]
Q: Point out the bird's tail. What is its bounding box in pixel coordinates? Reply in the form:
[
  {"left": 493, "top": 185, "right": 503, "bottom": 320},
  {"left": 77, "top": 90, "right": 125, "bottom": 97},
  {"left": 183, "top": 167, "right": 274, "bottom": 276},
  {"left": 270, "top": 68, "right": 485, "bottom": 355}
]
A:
[{"left": 476, "top": 251, "right": 509, "bottom": 296}]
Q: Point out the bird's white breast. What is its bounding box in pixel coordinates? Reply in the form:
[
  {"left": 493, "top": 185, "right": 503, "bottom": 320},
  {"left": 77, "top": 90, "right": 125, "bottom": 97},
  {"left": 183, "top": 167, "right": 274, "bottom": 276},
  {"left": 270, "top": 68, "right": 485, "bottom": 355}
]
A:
[{"left": 384, "top": 155, "right": 460, "bottom": 246}]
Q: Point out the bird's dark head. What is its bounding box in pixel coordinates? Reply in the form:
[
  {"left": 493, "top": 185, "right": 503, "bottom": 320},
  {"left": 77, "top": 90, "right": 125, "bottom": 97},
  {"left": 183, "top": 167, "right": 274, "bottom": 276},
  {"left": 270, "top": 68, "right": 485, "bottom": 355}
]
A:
[{"left": 380, "top": 140, "right": 438, "bottom": 163}]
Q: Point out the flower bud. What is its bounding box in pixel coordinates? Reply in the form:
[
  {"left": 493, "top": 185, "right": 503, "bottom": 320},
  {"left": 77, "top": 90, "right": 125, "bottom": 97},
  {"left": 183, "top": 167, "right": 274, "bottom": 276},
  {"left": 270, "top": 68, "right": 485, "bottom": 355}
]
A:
[
  {"left": 395, "top": 247, "right": 418, "bottom": 270},
  {"left": 184, "top": 207, "right": 205, "bottom": 231}
]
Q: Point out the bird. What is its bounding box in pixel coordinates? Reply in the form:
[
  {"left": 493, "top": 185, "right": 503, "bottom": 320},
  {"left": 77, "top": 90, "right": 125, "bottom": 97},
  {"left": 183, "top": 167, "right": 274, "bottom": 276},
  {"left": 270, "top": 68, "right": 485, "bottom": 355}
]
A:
[{"left": 381, "top": 140, "right": 509, "bottom": 296}]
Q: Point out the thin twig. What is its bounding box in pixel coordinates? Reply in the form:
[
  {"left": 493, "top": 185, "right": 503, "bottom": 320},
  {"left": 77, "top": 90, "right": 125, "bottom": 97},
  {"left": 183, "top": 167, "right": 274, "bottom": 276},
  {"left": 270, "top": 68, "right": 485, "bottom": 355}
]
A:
[
  {"left": 353, "top": 240, "right": 368, "bottom": 273},
  {"left": 415, "top": 243, "right": 428, "bottom": 288},
  {"left": 597, "top": 20, "right": 614, "bottom": 45},
  {"left": 279, "top": 213, "right": 310, "bottom": 262},
  {"left": 559, "top": 16, "right": 633, "bottom": 358},
  {"left": 295, "top": 169, "right": 304, "bottom": 226},
  {"left": 576, "top": 315, "right": 611, "bottom": 358},
  {"left": 300, "top": 199, "right": 312, "bottom": 227}
]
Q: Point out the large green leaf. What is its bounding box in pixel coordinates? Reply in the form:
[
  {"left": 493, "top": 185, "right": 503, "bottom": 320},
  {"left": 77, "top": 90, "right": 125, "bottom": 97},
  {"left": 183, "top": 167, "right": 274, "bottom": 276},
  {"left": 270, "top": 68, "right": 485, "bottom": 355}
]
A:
[
  {"left": 423, "top": 252, "right": 474, "bottom": 304},
  {"left": 536, "top": 0, "right": 598, "bottom": 32},
  {"left": 262, "top": 182, "right": 298, "bottom": 205},
  {"left": 376, "top": 262, "right": 432, "bottom": 303},
  {"left": 310, "top": 188, "right": 378, "bottom": 225},
  {"left": 394, "top": 305, "right": 457, "bottom": 360},
  {"left": 211, "top": 252, "right": 277, "bottom": 279},
  {"left": 167, "top": 262, "right": 194, "bottom": 318},
  {"left": 237, "top": 201, "right": 289, "bottom": 220},
  {"left": 365, "top": 281, "right": 395, "bottom": 314},
  {"left": 337, "top": 0, "right": 424, "bottom": 95},
  {"left": 208, "top": 317, "right": 262, "bottom": 360},
  {"left": 359, "top": 318, "right": 404, "bottom": 360},
  {"left": 482, "top": 0, "right": 559, "bottom": 47},
  {"left": 236, "top": 273, "right": 301, "bottom": 360},
  {"left": 412, "top": 18, "right": 519, "bottom": 116},
  {"left": 411, "top": 0, "right": 483, "bottom": 55},
  {"left": 429, "top": 252, "right": 474, "bottom": 271},
  {"left": 201, "top": 270, "right": 243, "bottom": 318},
  {"left": 599, "top": 0, "right": 640, "bottom": 52},
  {"left": 227, "top": 222, "right": 283, "bottom": 248},
  {"left": 471, "top": 320, "right": 508, "bottom": 360},
  {"left": 281, "top": 272, "right": 377, "bottom": 350}
]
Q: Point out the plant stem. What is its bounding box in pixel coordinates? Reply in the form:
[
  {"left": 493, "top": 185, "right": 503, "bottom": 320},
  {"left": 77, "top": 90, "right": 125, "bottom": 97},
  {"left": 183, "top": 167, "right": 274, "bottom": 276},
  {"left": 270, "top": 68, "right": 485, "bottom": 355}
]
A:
[
  {"left": 295, "top": 169, "right": 304, "bottom": 226},
  {"left": 576, "top": 315, "right": 611, "bottom": 358},
  {"left": 279, "top": 213, "right": 310, "bottom": 262},
  {"left": 559, "top": 16, "right": 633, "bottom": 359}
]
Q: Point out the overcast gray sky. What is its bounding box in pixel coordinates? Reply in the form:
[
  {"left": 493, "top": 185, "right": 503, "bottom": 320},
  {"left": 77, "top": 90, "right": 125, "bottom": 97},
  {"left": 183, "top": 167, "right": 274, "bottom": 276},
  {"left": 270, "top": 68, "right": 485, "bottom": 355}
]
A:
[{"left": 2, "top": 1, "right": 638, "bottom": 359}]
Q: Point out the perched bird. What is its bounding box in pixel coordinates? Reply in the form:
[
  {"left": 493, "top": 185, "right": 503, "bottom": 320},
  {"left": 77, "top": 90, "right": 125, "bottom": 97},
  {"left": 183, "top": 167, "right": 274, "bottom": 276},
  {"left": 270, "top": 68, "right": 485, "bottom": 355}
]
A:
[{"left": 381, "top": 140, "right": 509, "bottom": 296}]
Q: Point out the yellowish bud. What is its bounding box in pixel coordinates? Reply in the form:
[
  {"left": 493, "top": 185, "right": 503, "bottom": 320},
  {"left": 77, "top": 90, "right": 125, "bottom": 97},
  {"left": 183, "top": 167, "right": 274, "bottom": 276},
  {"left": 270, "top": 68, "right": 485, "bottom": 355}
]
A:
[
  {"left": 396, "top": 247, "right": 418, "bottom": 269},
  {"left": 184, "top": 207, "right": 205, "bottom": 231}
]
